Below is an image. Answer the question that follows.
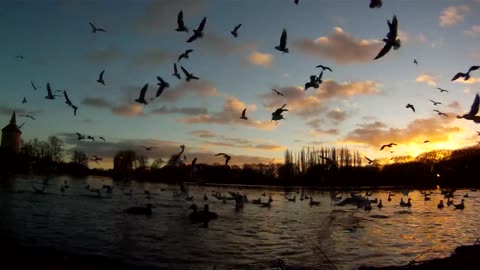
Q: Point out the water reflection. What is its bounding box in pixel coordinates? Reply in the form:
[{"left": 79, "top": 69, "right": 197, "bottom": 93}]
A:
[{"left": 0, "top": 175, "right": 479, "bottom": 269}]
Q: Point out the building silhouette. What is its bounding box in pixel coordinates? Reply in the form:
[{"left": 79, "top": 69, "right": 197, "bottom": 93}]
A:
[{"left": 1, "top": 110, "right": 22, "bottom": 153}]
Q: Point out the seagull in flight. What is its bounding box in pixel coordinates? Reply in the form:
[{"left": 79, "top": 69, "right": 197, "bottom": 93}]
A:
[
  {"left": 271, "top": 104, "right": 288, "bottom": 124},
  {"left": 97, "top": 70, "right": 105, "bottom": 85},
  {"left": 437, "top": 87, "right": 449, "bottom": 93},
  {"left": 413, "top": 59, "right": 418, "bottom": 65},
  {"left": 31, "top": 81, "right": 41, "bottom": 90},
  {"left": 451, "top": 66, "right": 480, "bottom": 81},
  {"left": 140, "top": 146, "right": 157, "bottom": 151},
  {"left": 63, "top": 90, "right": 78, "bottom": 116},
  {"left": 434, "top": 109, "right": 448, "bottom": 117},
  {"left": 172, "top": 63, "right": 181, "bottom": 80},
  {"left": 152, "top": 76, "right": 170, "bottom": 99},
  {"left": 99, "top": 136, "right": 106, "bottom": 141},
  {"left": 178, "top": 49, "right": 194, "bottom": 62},
  {"left": 429, "top": 100, "right": 442, "bottom": 106},
  {"left": 91, "top": 155, "right": 102, "bottom": 164},
  {"left": 374, "top": 15, "right": 400, "bottom": 60},
  {"left": 175, "top": 10, "right": 189, "bottom": 32},
  {"left": 316, "top": 65, "right": 333, "bottom": 72},
  {"left": 423, "top": 140, "right": 430, "bottom": 143},
  {"left": 186, "top": 17, "right": 206, "bottom": 43},
  {"left": 380, "top": 143, "right": 397, "bottom": 150},
  {"left": 76, "top": 133, "right": 85, "bottom": 141},
  {"left": 181, "top": 66, "right": 199, "bottom": 81},
  {"left": 230, "top": 24, "right": 242, "bottom": 38},
  {"left": 240, "top": 108, "right": 248, "bottom": 120},
  {"left": 87, "top": 136, "right": 95, "bottom": 142},
  {"left": 406, "top": 104, "right": 415, "bottom": 112},
  {"left": 305, "top": 75, "right": 320, "bottom": 91},
  {"left": 275, "top": 29, "right": 289, "bottom": 54},
  {"left": 316, "top": 70, "right": 324, "bottom": 84},
  {"left": 369, "top": 0, "right": 382, "bottom": 8},
  {"left": 457, "top": 93, "right": 480, "bottom": 123},
  {"left": 365, "top": 156, "right": 374, "bottom": 164},
  {"left": 22, "top": 97, "right": 27, "bottom": 104},
  {"left": 215, "top": 153, "right": 231, "bottom": 166},
  {"left": 20, "top": 114, "right": 35, "bottom": 120},
  {"left": 135, "top": 84, "right": 149, "bottom": 105},
  {"left": 272, "top": 89, "right": 284, "bottom": 96},
  {"left": 89, "top": 22, "right": 106, "bottom": 33},
  {"left": 45, "top": 82, "right": 59, "bottom": 100}
]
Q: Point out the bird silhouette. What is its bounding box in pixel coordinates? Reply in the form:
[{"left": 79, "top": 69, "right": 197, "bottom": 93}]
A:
[
  {"left": 97, "top": 70, "right": 105, "bottom": 85},
  {"left": 271, "top": 104, "right": 288, "bottom": 123},
  {"left": 215, "top": 153, "right": 231, "bottom": 166},
  {"left": 181, "top": 66, "right": 199, "bottom": 81},
  {"left": 87, "top": 136, "right": 95, "bottom": 142},
  {"left": 429, "top": 100, "right": 442, "bottom": 106},
  {"left": 76, "top": 132, "right": 85, "bottom": 141},
  {"left": 305, "top": 75, "right": 320, "bottom": 91},
  {"left": 316, "top": 65, "right": 333, "bottom": 72},
  {"left": 140, "top": 146, "right": 157, "bottom": 151},
  {"left": 22, "top": 97, "right": 27, "bottom": 104},
  {"left": 186, "top": 17, "right": 206, "bottom": 43},
  {"left": 91, "top": 155, "right": 102, "bottom": 164},
  {"left": 20, "top": 114, "right": 35, "bottom": 120},
  {"left": 151, "top": 76, "right": 170, "bottom": 99},
  {"left": 45, "top": 83, "right": 59, "bottom": 100},
  {"left": 413, "top": 59, "right": 418, "bottom": 65},
  {"left": 31, "top": 81, "right": 41, "bottom": 90},
  {"left": 294, "top": 0, "right": 299, "bottom": 5},
  {"left": 380, "top": 143, "right": 397, "bottom": 150},
  {"left": 275, "top": 29, "right": 289, "bottom": 54},
  {"left": 365, "top": 156, "right": 374, "bottom": 164},
  {"left": 89, "top": 22, "right": 106, "bottom": 33},
  {"left": 369, "top": 0, "right": 382, "bottom": 8},
  {"left": 175, "top": 10, "right": 189, "bottom": 32},
  {"left": 99, "top": 136, "right": 106, "bottom": 141},
  {"left": 272, "top": 89, "right": 284, "bottom": 96},
  {"left": 171, "top": 63, "right": 182, "bottom": 80},
  {"left": 16, "top": 55, "right": 25, "bottom": 59},
  {"left": 316, "top": 70, "right": 324, "bottom": 84},
  {"left": 240, "top": 108, "right": 248, "bottom": 120},
  {"left": 71, "top": 105, "right": 78, "bottom": 116},
  {"left": 63, "top": 90, "right": 78, "bottom": 116},
  {"left": 135, "top": 84, "right": 148, "bottom": 105},
  {"left": 424, "top": 140, "right": 430, "bottom": 143},
  {"left": 178, "top": 49, "right": 194, "bottom": 62},
  {"left": 451, "top": 66, "right": 480, "bottom": 81},
  {"left": 406, "top": 104, "right": 415, "bottom": 112},
  {"left": 433, "top": 109, "right": 448, "bottom": 117},
  {"left": 436, "top": 87, "right": 448, "bottom": 93},
  {"left": 374, "top": 15, "right": 400, "bottom": 60},
  {"left": 457, "top": 93, "right": 480, "bottom": 123},
  {"left": 230, "top": 24, "right": 242, "bottom": 38}
]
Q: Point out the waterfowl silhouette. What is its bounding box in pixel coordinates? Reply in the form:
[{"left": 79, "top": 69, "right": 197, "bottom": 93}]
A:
[
  {"left": 240, "top": 108, "right": 248, "bottom": 120},
  {"left": 369, "top": 0, "right": 382, "bottom": 8},
  {"left": 91, "top": 155, "right": 102, "bottom": 164},
  {"left": 405, "top": 198, "right": 412, "bottom": 207},
  {"left": 377, "top": 199, "right": 383, "bottom": 208},
  {"left": 175, "top": 11, "right": 189, "bottom": 32},
  {"left": 31, "top": 81, "right": 40, "bottom": 90},
  {"left": 178, "top": 49, "right": 194, "bottom": 62},
  {"left": 124, "top": 203, "right": 154, "bottom": 215},
  {"left": 87, "top": 136, "right": 95, "bottom": 141},
  {"left": 97, "top": 70, "right": 105, "bottom": 85},
  {"left": 434, "top": 109, "right": 448, "bottom": 117},
  {"left": 309, "top": 197, "right": 320, "bottom": 206},
  {"left": 374, "top": 15, "right": 400, "bottom": 60},
  {"left": 189, "top": 204, "right": 217, "bottom": 226},
  {"left": 99, "top": 136, "right": 105, "bottom": 141},
  {"left": 429, "top": 100, "right": 442, "bottom": 106},
  {"left": 413, "top": 59, "right": 418, "bottom": 65},
  {"left": 75, "top": 132, "right": 85, "bottom": 140},
  {"left": 437, "top": 87, "right": 448, "bottom": 93},
  {"left": 230, "top": 24, "right": 242, "bottom": 38},
  {"left": 135, "top": 84, "right": 148, "bottom": 105},
  {"left": 45, "top": 83, "right": 59, "bottom": 100},
  {"left": 453, "top": 199, "right": 465, "bottom": 210},
  {"left": 140, "top": 146, "right": 157, "bottom": 151},
  {"left": 287, "top": 195, "right": 296, "bottom": 202},
  {"left": 305, "top": 75, "right": 320, "bottom": 91},
  {"left": 181, "top": 66, "right": 199, "bottom": 81},
  {"left": 451, "top": 66, "right": 480, "bottom": 81},
  {"left": 275, "top": 29, "right": 288, "bottom": 54},
  {"left": 438, "top": 200, "right": 444, "bottom": 209},
  {"left": 20, "top": 114, "right": 35, "bottom": 120},
  {"left": 22, "top": 97, "right": 26, "bottom": 104},
  {"left": 365, "top": 156, "right": 374, "bottom": 164},
  {"left": 380, "top": 143, "right": 397, "bottom": 150},
  {"left": 172, "top": 63, "right": 181, "bottom": 80},
  {"left": 457, "top": 93, "right": 480, "bottom": 123},
  {"left": 406, "top": 104, "right": 415, "bottom": 112},
  {"left": 215, "top": 153, "right": 231, "bottom": 166},
  {"left": 89, "top": 22, "right": 106, "bottom": 33},
  {"left": 186, "top": 17, "right": 206, "bottom": 43},
  {"left": 152, "top": 76, "right": 170, "bottom": 99},
  {"left": 316, "top": 65, "right": 332, "bottom": 72}
]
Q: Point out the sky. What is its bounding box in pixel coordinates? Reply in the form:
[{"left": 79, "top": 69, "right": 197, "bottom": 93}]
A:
[{"left": 1, "top": 0, "right": 480, "bottom": 169}]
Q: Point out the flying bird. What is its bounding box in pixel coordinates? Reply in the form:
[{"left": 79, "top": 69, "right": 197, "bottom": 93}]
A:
[
  {"left": 175, "top": 10, "right": 189, "bottom": 32},
  {"left": 271, "top": 104, "right": 288, "bottom": 123},
  {"left": 140, "top": 146, "right": 157, "bottom": 150},
  {"left": 76, "top": 133, "right": 85, "bottom": 140},
  {"left": 181, "top": 66, "right": 199, "bottom": 81},
  {"left": 31, "top": 81, "right": 40, "bottom": 90},
  {"left": 45, "top": 83, "right": 59, "bottom": 100},
  {"left": 178, "top": 49, "right": 194, "bottom": 62},
  {"left": 215, "top": 153, "right": 231, "bottom": 166},
  {"left": 316, "top": 65, "right": 333, "bottom": 72},
  {"left": 413, "top": 59, "right": 418, "bottom": 65},
  {"left": 305, "top": 75, "right": 320, "bottom": 91},
  {"left": 91, "top": 155, "right": 102, "bottom": 164},
  {"left": 172, "top": 63, "right": 181, "bottom": 80},
  {"left": 135, "top": 84, "right": 149, "bottom": 105},
  {"left": 22, "top": 97, "right": 27, "bottom": 104},
  {"left": 87, "top": 136, "right": 95, "bottom": 142},
  {"left": 380, "top": 143, "right": 397, "bottom": 151},
  {"left": 457, "top": 93, "right": 480, "bottom": 123},
  {"left": 230, "top": 24, "right": 242, "bottom": 38},
  {"left": 275, "top": 29, "right": 289, "bottom": 54},
  {"left": 434, "top": 109, "right": 448, "bottom": 117},
  {"left": 97, "top": 70, "right": 105, "bottom": 85},
  {"left": 437, "top": 87, "right": 448, "bottom": 93},
  {"left": 369, "top": 0, "right": 382, "bottom": 8},
  {"left": 63, "top": 90, "right": 78, "bottom": 116},
  {"left": 89, "top": 22, "right": 106, "bottom": 33},
  {"left": 272, "top": 89, "right": 284, "bottom": 96},
  {"left": 240, "top": 108, "right": 248, "bottom": 120},
  {"left": 71, "top": 105, "right": 78, "bottom": 116},
  {"left": 16, "top": 55, "right": 25, "bottom": 59},
  {"left": 152, "top": 76, "right": 170, "bottom": 99},
  {"left": 99, "top": 136, "right": 106, "bottom": 141},
  {"left": 294, "top": 0, "right": 299, "bottom": 5},
  {"left": 424, "top": 140, "right": 430, "bottom": 143},
  {"left": 429, "top": 100, "right": 442, "bottom": 106},
  {"left": 20, "top": 114, "right": 35, "bottom": 120},
  {"left": 316, "top": 70, "right": 324, "bottom": 84},
  {"left": 451, "top": 66, "right": 480, "bottom": 81},
  {"left": 365, "top": 156, "right": 374, "bottom": 164},
  {"left": 374, "top": 15, "right": 400, "bottom": 60},
  {"left": 406, "top": 104, "right": 415, "bottom": 112},
  {"left": 186, "top": 17, "right": 206, "bottom": 43}
]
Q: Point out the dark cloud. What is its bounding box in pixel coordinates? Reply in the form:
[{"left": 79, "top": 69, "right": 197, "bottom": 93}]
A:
[
  {"left": 150, "top": 106, "right": 208, "bottom": 115},
  {"left": 81, "top": 97, "right": 112, "bottom": 108}
]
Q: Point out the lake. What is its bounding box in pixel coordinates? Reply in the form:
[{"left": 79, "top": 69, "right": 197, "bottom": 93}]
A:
[{"left": 0, "top": 174, "right": 479, "bottom": 270}]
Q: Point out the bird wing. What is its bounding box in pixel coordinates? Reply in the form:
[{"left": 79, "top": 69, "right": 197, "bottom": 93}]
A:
[
  {"left": 47, "top": 83, "right": 52, "bottom": 95},
  {"left": 64, "top": 91, "right": 71, "bottom": 103},
  {"left": 215, "top": 153, "right": 226, "bottom": 156},
  {"left": 186, "top": 49, "right": 194, "bottom": 54},
  {"left": 325, "top": 67, "right": 332, "bottom": 72},
  {"left": 389, "top": 15, "right": 398, "bottom": 38},
  {"left": 180, "top": 66, "right": 190, "bottom": 77},
  {"left": 234, "top": 24, "right": 242, "bottom": 32},
  {"left": 99, "top": 70, "right": 104, "bottom": 80},
  {"left": 280, "top": 29, "right": 287, "bottom": 48},
  {"left": 197, "top": 17, "right": 207, "bottom": 32},
  {"left": 192, "top": 157, "right": 197, "bottom": 166},
  {"left": 451, "top": 72, "right": 466, "bottom": 81},
  {"left": 186, "top": 34, "right": 197, "bottom": 43},
  {"left": 365, "top": 157, "right": 373, "bottom": 163},
  {"left": 374, "top": 43, "right": 392, "bottom": 60},
  {"left": 468, "top": 93, "right": 480, "bottom": 116},
  {"left": 468, "top": 66, "right": 480, "bottom": 73},
  {"left": 157, "top": 76, "right": 165, "bottom": 84},
  {"left": 178, "top": 53, "right": 185, "bottom": 62},
  {"left": 380, "top": 145, "right": 386, "bottom": 150},
  {"left": 173, "top": 63, "right": 178, "bottom": 73},
  {"left": 318, "top": 70, "right": 323, "bottom": 79},
  {"left": 241, "top": 108, "right": 246, "bottom": 117},
  {"left": 89, "top": 22, "right": 95, "bottom": 30},
  {"left": 177, "top": 11, "right": 185, "bottom": 28},
  {"left": 139, "top": 84, "right": 148, "bottom": 99}
]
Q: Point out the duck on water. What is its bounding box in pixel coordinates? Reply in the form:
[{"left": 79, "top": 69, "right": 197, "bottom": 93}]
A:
[{"left": 123, "top": 203, "right": 155, "bottom": 215}]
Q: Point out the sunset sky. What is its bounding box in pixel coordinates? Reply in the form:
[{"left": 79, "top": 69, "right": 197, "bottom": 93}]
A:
[{"left": 1, "top": 0, "right": 480, "bottom": 169}]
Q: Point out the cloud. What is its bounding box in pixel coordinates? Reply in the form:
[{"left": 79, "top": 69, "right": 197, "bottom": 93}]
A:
[
  {"left": 415, "top": 73, "right": 438, "bottom": 86},
  {"left": 0, "top": 106, "right": 27, "bottom": 116},
  {"left": 439, "top": 5, "right": 470, "bottom": 27},
  {"left": 81, "top": 97, "right": 112, "bottom": 108},
  {"left": 452, "top": 76, "right": 480, "bottom": 84},
  {"left": 464, "top": 25, "right": 480, "bottom": 37},
  {"left": 200, "top": 136, "right": 285, "bottom": 152},
  {"left": 85, "top": 46, "right": 123, "bottom": 65},
  {"left": 150, "top": 106, "right": 207, "bottom": 115},
  {"left": 343, "top": 117, "right": 461, "bottom": 148},
  {"left": 190, "top": 130, "right": 216, "bottom": 138},
  {"left": 111, "top": 104, "right": 144, "bottom": 117},
  {"left": 161, "top": 80, "right": 218, "bottom": 102},
  {"left": 309, "top": 128, "right": 340, "bottom": 137},
  {"left": 326, "top": 109, "right": 348, "bottom": 123},
  {"left": 197, "top": 33, "right": 257, "bottom": 55},
  {"left": 293, "top": 27, "right": 382, "bottom": 64},
  {"left": 130, "top": 49, "right": 175, "bottom": 68},
  {"left": 246, "top": 51, "right": 274, "bottom": 68}
]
